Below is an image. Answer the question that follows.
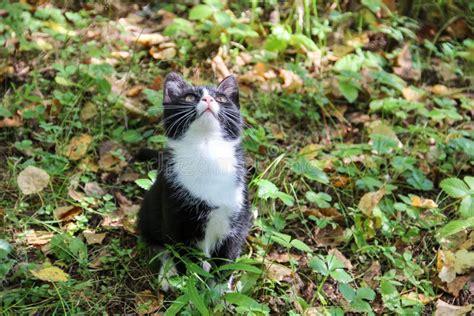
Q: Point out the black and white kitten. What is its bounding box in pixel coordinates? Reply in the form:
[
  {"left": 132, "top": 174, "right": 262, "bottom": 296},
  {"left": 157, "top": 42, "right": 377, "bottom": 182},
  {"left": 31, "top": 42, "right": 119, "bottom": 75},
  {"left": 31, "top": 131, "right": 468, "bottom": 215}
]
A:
[{"left": 138, "top": 73, "right": 252, "bottom": 286}]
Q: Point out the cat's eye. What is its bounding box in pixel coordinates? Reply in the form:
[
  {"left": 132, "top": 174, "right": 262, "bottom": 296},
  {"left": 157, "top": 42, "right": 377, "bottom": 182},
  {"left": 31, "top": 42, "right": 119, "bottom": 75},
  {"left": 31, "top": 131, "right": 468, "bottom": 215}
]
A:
[
  {"left": 215, "top": 95, "right": 228, "bottom": 103},
  {"left": 184, "top": 94, "right": 197, "bottom": 103}
]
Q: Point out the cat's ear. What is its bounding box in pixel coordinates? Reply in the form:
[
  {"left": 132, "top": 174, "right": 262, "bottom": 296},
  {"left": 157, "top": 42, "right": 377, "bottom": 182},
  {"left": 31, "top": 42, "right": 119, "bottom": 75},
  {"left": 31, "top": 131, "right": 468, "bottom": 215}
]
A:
[
  {"left": 163, "top": 72, "right": 190, "bottom": 103},
  {"left": 217, "top": 75, "right": 239, "bottom": 107}
]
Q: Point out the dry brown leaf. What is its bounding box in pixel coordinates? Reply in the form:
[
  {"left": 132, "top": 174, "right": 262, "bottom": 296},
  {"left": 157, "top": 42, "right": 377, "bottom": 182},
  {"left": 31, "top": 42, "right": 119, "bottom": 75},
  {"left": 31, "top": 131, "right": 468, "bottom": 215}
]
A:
[
  {"left": 363, "top": 260, "right": 381, "bottom": 289},
  {"left": 402, "top": 87, "right": 422, "bottom": 102},
  {"left": 136, "top": 33, "right": 167, "bottom": 46},
  {"left": 61, "top": 134, "right": 93, "bottom": 161},
  {"left": 84, "top": 182, "right": 106, "bottom": 197},
  {"left": 446, "top": 275, "right": 470, "bottom": 297},
  {"left": 411, "top": 196, "right": 438, "bottom": 209},
  {"left": 135, "top": 290, "right": 163, "bottom": 315},
  {"left": 126, "top": 85, "right": 145, "bottom": 97},
  {"left": 280, "top": 69, "right": 303, "bottom": 92},
  {"left": 393, "top": 44, "right": 421, "bottom": 80},
  {"left": 434, "top": 300, "right": 472, "bottom": 316},
  {"left": 53, "top": 205, "right": 82, "bottom": 222},
  {"left": 430, "top": 85, "right": 451, "bottom": 96},
  {"left": 314, "top": 226, "right": 346, "bottom": 247},
  {"left": 358, "top": 188, "right": 386, "bottom": 217},
  {"left": 99, "top": 153, "right": 128, "bottom": 173},
  {"left": 331, "top": 175, "right": 350, "bottom": 188},
  {"left": 211, "top": 54, "right": 230, "bottom": 81},
  {"left": 17, "top": 166, "right": 50, "bottom": 195},
  {"left": 111, "top": 51, "right": 131, "bottom": 59},
  {"left": 328, "top": 248, "right": 352, "bottom": 270},
  {"left": 254, "top": 62, "right": 267, "bottom": 77},
  {"left": 26, "top": 230, "right": 54, "bottom": 247},
  {"left": 438, "top": 249, "right": 456, "bottom": 283},
  {"left": 270, "top": 124, "right": 286, "bottom": 140},
  {"left": 303, "top": 207, "right": 344, "bottom": 222},
  {"left": 265, "top": 262, "right": 294, "bottom": 282},
  {"left": 83, "top": 230, "right": 106, "bottom": 245},
  {"left": 266, "top": 252, "right": 302, "bottom": 263},
  {"left": 0, "top": 115, "right": 22, "bottom": 128},
  {"left": 80, "top": 102, "right": 97, "bottom": 121},
  {"left": 31, "top": 266, "right": 69, "bottom": 282},
  {"left": 78, "top": 157, "right": 99, "bottom": 172},
  {"left": 149, "top": 46, "right": 176, "bottom": 60},
  {"left": 401, "top": 292, "right": 434, "bottom": 305},
  {"left": 68, "top": 188, "right": 86, "bottom": 203}
]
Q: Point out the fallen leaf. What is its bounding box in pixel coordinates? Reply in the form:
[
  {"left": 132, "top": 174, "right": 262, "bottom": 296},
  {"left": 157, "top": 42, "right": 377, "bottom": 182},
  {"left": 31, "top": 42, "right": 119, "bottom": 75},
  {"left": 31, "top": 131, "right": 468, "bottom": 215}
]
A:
[
  {"left": 126, "top": 85, "right": 145, "bottom": 97},
  {"left": 68, "top": 189, "right": 86, "bottom": 203},
  {"left": 314, "top": 226, "right": 346, "bottom": 247},
  {"left": 31, "top": 266, "right": 69, "bottom": 282},
  {"left": 80, "top": 102, "right": 97, "bottom": 121},
  {"left": 265, "top": 262, "right": 294, "bottom": 282},
  {"left": 0, "top": 115, "right": 22, "bottom": 128},
  {"left": 135, "top": 290, "right": 163, "bottom": 315},
  {"left": 411, "top": 196, "right": 438, "bottom": 209},
  {"left": 84, "top": 182, "right": 106, "bottom": 197},
  {"left": 429, "top": 85, "right": 451, "bottom": 96},
  {"left": 280, "top": 69, "right": 303, "bottom": 92},
  {"left": 437, "top": 249, "right": 456, "bottom": 283},
  {"left": 402, "top": 86, "right": 423, "bottom": 102},
  {"left": 331, "top": 175, "right": 350, "bottom": 188},
  {"left": 149, "top": 46, "right": 176, "bottom": 60},
  {"left": 303, "top": 207, "right": 344, "bottom": 222},
  {"left": 111, "top": 51, "right": 131, "bottom": 59},
  {"left": 363, "top": 260, "right": 381, "bottom": 289},
  {"left": 17, "top": 166, "right": 50, "bottom": 195},
  {"left": 401, "top": 292, "right": 434, "bottom": 305},
  {"left": 83, "top": 230, "right": 106, "bottom": 245},
  {"left": 434, "top": 299, "right": 472, "bottom": 316},
  {"left": 53, "top": 205, "right": 82, "bottom": 222},
  {"left": 136, "top": 33, "right": 167, "bottom": 46},
  {"left": 211, "top": 54, "right": 230, "bottom": 81},
  {"left": 358, "top": 188, "right": 386, "bottom": 217},
  {"left": 454, "top": 249, "right": 474, "bottom": 274},
  {"left": 266, "top": 252, "right": 302, "bottom": 263},
  {"left": 299, "top": 144, "right": 322, "bottom": 160},
  {"left": 328, "top": 248, "right": 352, "bottom": 270},
  {"left": 393, "top": 44, "right": 421, "bottom": 80},
  {"left": 78, "top": 157, "right": 99, "bottom": 172},
  {"left": 61, "top": 134, "right": 93, "bottom": 161},
  {"left": 25, "top": 230, "right": 54, "bottom": 247},
  {"left": 446, "top": 275, "right": 470, "bottom": 297}
]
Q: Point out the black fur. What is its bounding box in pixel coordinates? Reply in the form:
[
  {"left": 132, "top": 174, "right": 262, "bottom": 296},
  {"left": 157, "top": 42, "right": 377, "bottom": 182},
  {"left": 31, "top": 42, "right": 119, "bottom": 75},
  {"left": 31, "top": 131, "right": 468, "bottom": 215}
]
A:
[{"left": 138, "top": 73, "right": 252, "bottom": 272}]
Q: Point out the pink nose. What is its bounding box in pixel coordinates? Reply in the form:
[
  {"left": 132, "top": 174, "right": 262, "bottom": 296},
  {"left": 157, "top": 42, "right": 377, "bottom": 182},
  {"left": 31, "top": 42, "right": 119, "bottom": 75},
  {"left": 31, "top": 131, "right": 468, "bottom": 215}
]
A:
[{"left": 202, "top": 95, "right": 214, "bottom": 104}]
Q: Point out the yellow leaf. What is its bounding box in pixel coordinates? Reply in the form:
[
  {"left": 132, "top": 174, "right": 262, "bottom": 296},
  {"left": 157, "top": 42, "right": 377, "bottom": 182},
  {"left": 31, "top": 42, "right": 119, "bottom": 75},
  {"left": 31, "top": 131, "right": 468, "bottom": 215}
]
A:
[
  {"left": 454, "top": 249, "right": 474, "bottom": 274},
  {"left": 358, "top": 188, "right": 386, "bottom": 216},
  {"left": 61, "top": 134, "right": 93, "bottom": 161},
  {"left": 83, "top": 231, "right": 106, "bottom": 245},
  {"left": 411, "top": 196, "right": 438, "bottom": 209},
  {"left": 31, "top": 266, "right": 69, "bottom": 282}
]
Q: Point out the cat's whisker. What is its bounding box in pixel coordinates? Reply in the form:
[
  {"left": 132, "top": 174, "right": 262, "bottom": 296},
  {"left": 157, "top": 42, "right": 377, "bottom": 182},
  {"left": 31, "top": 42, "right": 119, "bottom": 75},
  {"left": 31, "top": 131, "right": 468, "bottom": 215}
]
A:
[{"left": 166, "top": 110, "right": 195, "bottom": 137}]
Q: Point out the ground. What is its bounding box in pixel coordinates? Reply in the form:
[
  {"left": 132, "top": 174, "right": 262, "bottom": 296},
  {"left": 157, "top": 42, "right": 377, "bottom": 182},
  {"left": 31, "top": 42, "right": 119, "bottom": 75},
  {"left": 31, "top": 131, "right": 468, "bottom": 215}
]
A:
[{"left": 0, "top": 1, "right": 473, "bottom": 315}]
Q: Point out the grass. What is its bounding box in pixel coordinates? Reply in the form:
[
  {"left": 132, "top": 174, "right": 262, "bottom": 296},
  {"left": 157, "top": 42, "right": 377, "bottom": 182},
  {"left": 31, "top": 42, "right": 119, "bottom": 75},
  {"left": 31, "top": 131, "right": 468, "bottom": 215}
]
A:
[{"left": 1, "top": 1, "right": 473, "bottom": 315}]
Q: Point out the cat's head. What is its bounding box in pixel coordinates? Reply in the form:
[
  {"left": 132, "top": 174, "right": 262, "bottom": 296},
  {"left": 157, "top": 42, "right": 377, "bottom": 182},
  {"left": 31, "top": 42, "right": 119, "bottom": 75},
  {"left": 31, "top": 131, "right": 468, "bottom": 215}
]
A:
[{"left": 162, "top": 72, "right": 242, "bottom": 140}]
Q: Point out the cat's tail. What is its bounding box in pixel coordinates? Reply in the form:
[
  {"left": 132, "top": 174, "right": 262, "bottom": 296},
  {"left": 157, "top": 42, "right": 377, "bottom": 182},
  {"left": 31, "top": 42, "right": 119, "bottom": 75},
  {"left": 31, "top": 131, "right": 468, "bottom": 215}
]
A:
[{"left": 135, "top": 148, "right": 163, "bottom": 169}]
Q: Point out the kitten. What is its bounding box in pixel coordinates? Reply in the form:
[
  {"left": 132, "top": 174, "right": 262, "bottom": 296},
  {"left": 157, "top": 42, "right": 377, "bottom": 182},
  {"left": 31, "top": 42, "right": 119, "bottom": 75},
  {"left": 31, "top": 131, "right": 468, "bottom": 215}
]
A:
[{"left": 138, "top": 73, "right": 252, "bottom": 286}]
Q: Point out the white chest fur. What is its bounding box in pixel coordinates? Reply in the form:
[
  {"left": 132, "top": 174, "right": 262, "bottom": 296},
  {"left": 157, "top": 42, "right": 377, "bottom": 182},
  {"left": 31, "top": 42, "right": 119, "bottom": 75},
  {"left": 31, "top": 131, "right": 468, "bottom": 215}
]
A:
[{"left": 168, "top": 117, "right": 244, "bottom": 256}]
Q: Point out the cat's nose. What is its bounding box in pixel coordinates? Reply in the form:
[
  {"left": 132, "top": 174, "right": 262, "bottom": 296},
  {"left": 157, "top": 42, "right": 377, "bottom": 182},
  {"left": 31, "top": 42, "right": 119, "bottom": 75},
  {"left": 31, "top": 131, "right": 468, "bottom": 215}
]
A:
[{"left": 202, "top": 95, "right": 214, "bottom": 105}]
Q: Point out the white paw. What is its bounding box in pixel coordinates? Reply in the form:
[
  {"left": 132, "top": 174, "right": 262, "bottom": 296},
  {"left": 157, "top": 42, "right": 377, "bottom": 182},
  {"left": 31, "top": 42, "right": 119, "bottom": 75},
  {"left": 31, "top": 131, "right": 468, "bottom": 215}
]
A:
[{"left": 158, "top": 254, "right": 178, "bottom": 292}]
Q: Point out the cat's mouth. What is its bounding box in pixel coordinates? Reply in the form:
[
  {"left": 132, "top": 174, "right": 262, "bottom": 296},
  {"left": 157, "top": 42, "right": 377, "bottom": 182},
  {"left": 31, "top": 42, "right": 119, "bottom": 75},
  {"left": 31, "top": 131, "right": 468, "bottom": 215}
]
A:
[{"left": 198, "top": 107, "right": 217, "bottom": 118}]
